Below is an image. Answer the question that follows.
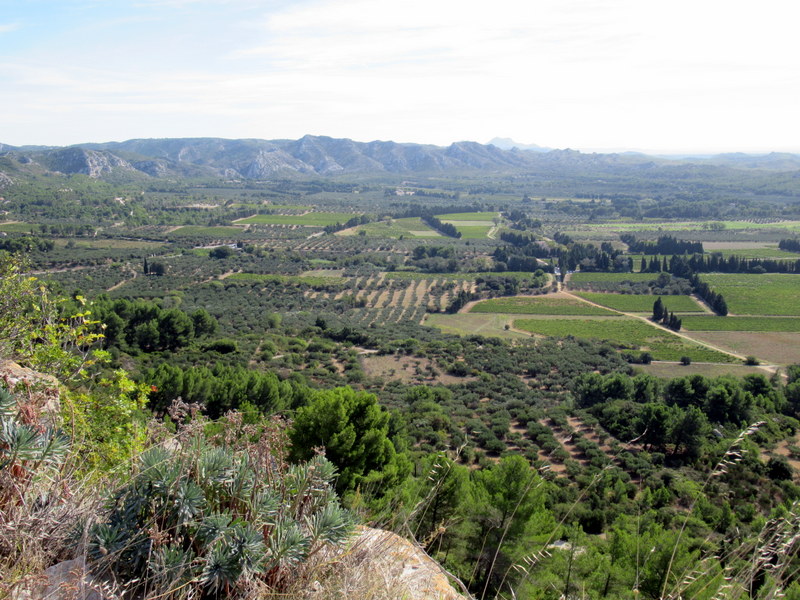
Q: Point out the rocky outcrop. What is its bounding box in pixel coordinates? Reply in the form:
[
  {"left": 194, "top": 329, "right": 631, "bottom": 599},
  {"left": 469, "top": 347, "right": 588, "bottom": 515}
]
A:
[
  {"left": 0, "top": 359, "right": 60, "bottom": 425},
  {"left": 39, "top": 148, "right": 134, "bottom": 178},
  {"left": 6, "top": 135, "right": 717, "bottom": 180},
  {"left": 327, "top": 527, "right": 470, "bottom": 600},
  {"left": 11, "top": 558, "right": 106, "bottom": 600}
]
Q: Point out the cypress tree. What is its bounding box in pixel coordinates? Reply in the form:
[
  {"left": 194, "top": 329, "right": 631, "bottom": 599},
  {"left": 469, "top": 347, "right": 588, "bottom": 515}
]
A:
[{"left": 653, "top": 297, "right": 664, "bottom": 321}]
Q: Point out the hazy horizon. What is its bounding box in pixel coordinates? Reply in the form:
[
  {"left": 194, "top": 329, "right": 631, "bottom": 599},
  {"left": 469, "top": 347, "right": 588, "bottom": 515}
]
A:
[{"left": 2, "top": 0, "right": 798, "bottom": 154}]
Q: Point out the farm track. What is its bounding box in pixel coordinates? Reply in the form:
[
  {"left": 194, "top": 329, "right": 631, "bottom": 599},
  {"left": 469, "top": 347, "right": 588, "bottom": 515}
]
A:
[
  {"left": 690, "top": 293, "right": 716, "bottom": 315},
  {"left": 106, "top": 274, "right": 136, "bottom": 292}
]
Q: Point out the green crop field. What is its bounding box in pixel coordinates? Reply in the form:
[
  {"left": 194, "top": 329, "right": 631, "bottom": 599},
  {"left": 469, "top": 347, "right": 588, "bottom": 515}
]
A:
[
  {"left": 168, "top": 226, "right": 245, "bottom": 237},
  {"left": 513, "top": 317, "right": 736, "bottom": 362},
  {"left": 423, "top": 313, "right": 530, "bottom": 339},
  {"left": 236, "top": 212, "right": 359, "bottom": 226},
  {"left": 456, "top": 225, "right": 493, "bottom": 239},
  {"left": 574, "top": 292, "right": 705, "bottom": 313},
  {"left": 0, "top": 222, "right": 39, "bottom": 233},
  {"left": 702, "top": 273, "right": 800, "bottom": 315},
  {"left": 680, "top": 316, "right": 800, "bottom": 332},
  {"left": 437, "top": 211, "right": 499, "bottom": 221},
  {"left": 347, "top": 217, "right": 440, "bottom": 238},
  {"left": 569, "top": 272, "right": 658, "bottom": 284},
  {"left": 706, "top": 248, "right": 800, "bottom": 259},
  {"left": 471, "top": 295, "right": 619, "bottom": 316}
]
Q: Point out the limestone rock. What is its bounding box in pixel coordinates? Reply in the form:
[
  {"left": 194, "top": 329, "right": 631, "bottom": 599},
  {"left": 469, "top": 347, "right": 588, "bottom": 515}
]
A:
[
  {"left": 0, "top": 359, "right": 60, "bottom": 426},
  {"left": 330, "top": 527, "right": 471, "bottom": 600},
  {"left": 12, "top": 558, "right": 106, "bottom": 600}
]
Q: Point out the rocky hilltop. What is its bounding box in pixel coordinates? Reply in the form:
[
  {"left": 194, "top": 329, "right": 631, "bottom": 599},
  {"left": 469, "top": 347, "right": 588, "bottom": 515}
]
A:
[
  {"left": 2, "top": 135, "right": 799, "bottom": 188},
  {"left": 0, "top": 135, "right": 667, "bottom": 180}
]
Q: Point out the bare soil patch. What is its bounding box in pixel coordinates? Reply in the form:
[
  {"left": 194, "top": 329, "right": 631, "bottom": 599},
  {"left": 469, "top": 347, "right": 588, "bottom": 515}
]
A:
[
  {"left": 361, "top": 354, "right": 474, "bottom": 386},
  {"left": 761, "top": 433, "right": 800, "bottom": 481},
  {"left": 690, "top": 331, "right": 800, "bottom": 365}
]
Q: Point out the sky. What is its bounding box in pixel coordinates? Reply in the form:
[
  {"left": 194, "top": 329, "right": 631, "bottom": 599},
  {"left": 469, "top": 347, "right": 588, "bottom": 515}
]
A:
[{"left": 1, "top": 0, "right": 798, "bottom": 153}]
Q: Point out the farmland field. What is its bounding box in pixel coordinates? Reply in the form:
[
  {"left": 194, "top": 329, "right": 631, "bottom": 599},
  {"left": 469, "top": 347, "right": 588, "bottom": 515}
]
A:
[
  {"left": 227, "top": 273, "right": 348, "bottom": 287},
  {"left": 0, "top": 222, "right": 39, "bottom": 233},
  {"left": 344, "top": 217, "right": 440, "bottom": 238},
  {"left": 437, "top": 211, "right": 500, "bottom": 221},
  {"left": 471, "top": 294, "right": 619, "bottom": 316},
  {"left": 53, "top": 238, "right": 167, "bottom": 249},
  {"left": 636, "top": 362, "right": 770, "bottom": 379},
  {"left": 702, "top": 273, "right": 800, "bottom": 315},
  {"left": 167, "top": 226, "right": 245, "bottom": 237},
  {"left": 513, "top": 317, "right": 737, "bottom": 362},
  {"left": 681, "top": 316, "right": 800, "bottom": 331},
  {"left": 455, "top": 225, "right": 493, "bottom": 239},
  {"left": 423, "top": 313, "right": 530, "bottom": 339},
  {"left": 386, "top": 271, "right": 537, "bottom": 281},
  {"left": 705, "top": 248, "right": 799, "bottom": 259},
  {"left": 573, "top": 292, "right": 705, "bottom": 313},
  {"left": 690, "top": 331, "right": 800, "bottom": 365},
  {"left": 236, "top": 212, "right": 358, "bottom": 226},
  {"left": 300, "top": 269, "right": 345, "bottom": 278},
  {"left": 581, "top": 220, "right": 800, "bottom": 232},
  {"left": 569, "top": 272, "right": 659, "bottom": 284}
]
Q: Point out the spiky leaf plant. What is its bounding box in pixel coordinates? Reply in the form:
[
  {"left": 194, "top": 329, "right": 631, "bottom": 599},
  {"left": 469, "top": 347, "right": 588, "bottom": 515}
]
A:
[
  {"left": 0, "top": 386, "right": 70, "bottom": 497},
  {"left": 89, "top": 421, "right": 355, "bottom": 599},
  {"left": 1, "top": 384, "right": 95, "bottom": 589}
]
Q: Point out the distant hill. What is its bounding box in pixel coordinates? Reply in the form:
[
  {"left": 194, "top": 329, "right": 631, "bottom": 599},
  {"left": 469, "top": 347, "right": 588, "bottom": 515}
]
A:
[
  {"left": 487, "top": 137, "right": 550, "bottom": 152},
  {"left": 0, "top": 135, "right": 799, "bottom": 183},
  {"left": 701, "top": 152, "right": 800, "bottom": 171}
]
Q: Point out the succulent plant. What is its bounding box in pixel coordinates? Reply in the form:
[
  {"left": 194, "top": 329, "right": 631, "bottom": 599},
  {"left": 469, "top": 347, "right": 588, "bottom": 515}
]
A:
[{"left": 89, "top": 422, "right": 354, "bottom": 598}]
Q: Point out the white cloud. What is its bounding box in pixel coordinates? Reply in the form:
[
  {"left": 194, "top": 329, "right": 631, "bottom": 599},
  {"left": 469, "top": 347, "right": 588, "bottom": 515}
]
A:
[{"left": 2, "top": 0, "right": 799, "bottom": 150}]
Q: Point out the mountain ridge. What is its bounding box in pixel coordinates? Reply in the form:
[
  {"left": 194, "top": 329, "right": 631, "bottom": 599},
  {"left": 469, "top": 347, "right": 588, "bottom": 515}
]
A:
[{"left": 1, "top": 135, "right": 799, "bottom": 181}]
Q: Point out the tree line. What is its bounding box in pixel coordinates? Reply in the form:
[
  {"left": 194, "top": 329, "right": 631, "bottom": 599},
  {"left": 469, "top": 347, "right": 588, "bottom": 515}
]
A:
[{"left": 621, "top": 234, "right": 703, "bottom": 255}]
